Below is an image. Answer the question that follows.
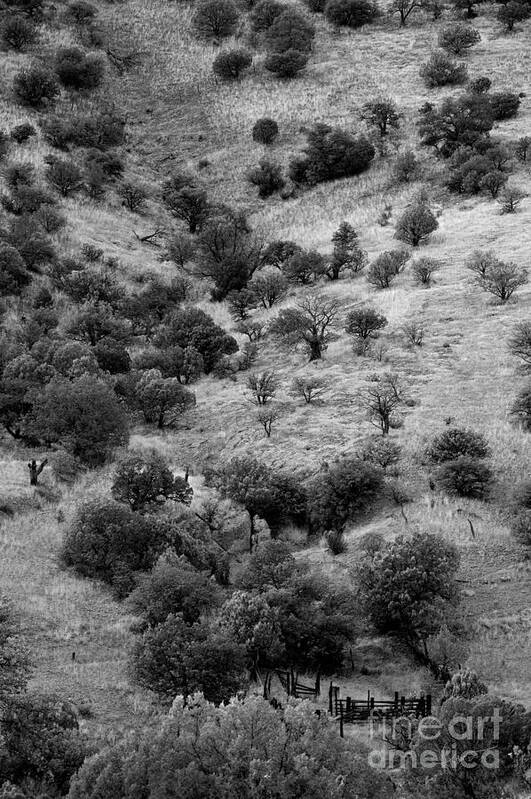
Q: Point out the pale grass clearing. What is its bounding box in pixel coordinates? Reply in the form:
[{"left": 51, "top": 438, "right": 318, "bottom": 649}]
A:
[
  {"left": 0, "top": 460, "right": 155, "bottom": 743},
  {"left": 102, "top": 0, "right": 531, "bottom": 217}
]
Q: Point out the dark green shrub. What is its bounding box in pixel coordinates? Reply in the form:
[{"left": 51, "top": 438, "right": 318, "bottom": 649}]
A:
[
  {"left": 307, "top": 457, "right": 384, "bottom": 533},
  {"left": 511, "top": 511, "right": 531, "bottom": 545},
  {"left": 45, "top": 157, "right": 84, "bottom": 196},
  {"left": 252, "top": 117, "right": 279, "bottom": 144},
  {"left": 420, "top": 51, "right": 468, "bottom": 88},
  {"left": 192, "top": 0, "right": 239, "bottom": 39},
  {"left": 426, "top": 427, "right": 491, "bottom": 462},
  {"left": 206, "top": 456, "right": 307, "bottom": 541},
  {"left": 4, "top": 0, "right": 44, "bottom": 16},
  {"left": 51, "top": 341, "right": 95, "bottom": 376},
  {"left": 6, "top": 215, "right": 55, "bottom": 269},
  {"left": 511, "top": 385, "right": 531, "bottom": 431},
  {"left": 0, "top": 131, "right": 9, "bottom": 160},
  {"left": 497, "top": 1, "right": 530, "bottom": 31},
  {"left": 0, "top": 245, "right": 31, "bottom": 295},
  {"left": 513, "top": 481, "right": 531, "bottom": 510},
  {"left": 60, "top": 499, "right": 168, "bottom": 596},
  {"left": 446, "top": 150, "right": 497, "bottom": 195},
  {"left": 356, "top": 532, "right": 460, "bottom": 648},
  {"left": 83, "top": 20, "right": 106, "bottom": 48},
  {"left": 265, "top": 9, "right": 315, "bottom": 52},
  {"left": 393, "top": 150, "right": 420, "bottom": 183},
  {"left": 55, "top": 46, "right": 105, "bottom": 91},
  {"left": 154, "top": 307, "right": 238, "bottom": 372},
  {"left": 345, "top": 305, "right": 388, "bottom": 348},
  {"left": 325, "top": 528, "right": 347, "bottom": 554},
  {"left": 10, "top": 122, "right": 36, "bottom": 143},
  {"left": 34, "top": 205, "right": 66, "bottom": 234},
  {"left": 469, "top": 76, "right": 491, "bottom": 94},
  {"left": 129, "top": 562, "right": 219, "bottom": 625},
  {"left": 93, "top": 338, "right": 131, "bottom": 374},
  {"left": 250, "top": 0, "right": 286, "bottom": 30},
  {"left": 394, "top": 202, "right": 438, "bottom": 245},
  {"left": 162, "top": 178, "right": 209, "bottom": 233},
  {"left": 411, "top": 256, "right": 440, "bottom": 285},
  {"left": 281, "top": 249, "right": 326, "bottom": 283},
  {"left": 250, "top": 267, "right": 288, "bottom": 307},
  {"left": 488, "top": 92, "right": 521, "bottom": 120},
  {"left": 366, "top": 249, "right": 408, "bottom": 287},
  {"left": 132, "top": 615, "right": 247, "bottom": 702},
  {"left": 118, "top": 181, "right": 147, "bottom": 212},
  {"left": 75, "top": 113, "right": 125, "bottom": 149},
  {"left": 31, "top": 375, "right": 129, "bottom": 465},
  {"left": 13, "top": 66, "right": 60, "bottom": 108},
  {"left": 418, "top": 95, "right": 493, "bottom": 158},
  {"left": 247, "top": 158, "right": 285, "bottom": 197},
  {"left": 305, "top": 0, "right": 326, "bottom": 11},
  {"left": 213, "top": 49, "right": 252, "bottom": 80},
  {"left": 361, "top": 437, "right": 401, "bottom": 469},
  {"left": 264, "top": 49, "right": 309, "bottom": 78},
  {"left": 436, "top": 456, "right": 492, "bottom": 498},
  {"left": 2, "top": 15, "right": 38, "bottom": 50},
  {"left": 438, "top": 23, "right": 480, "bottom": 54},
  {"left": 85, "top": 148, "right": 124, "bottom": 177},
  {"left": 43, "top": 112, "right": 125, "bottom": 150},
  {"left": 111, "top": 451, "right": 192, "bottom": 512},
  {"left": 2, "top": 184, "right": 54, "bottom": 215},
  {"left": 4, "top": 161, "right": 35, "bottom": 189},
  {"left": 324, "top": 0, "right": 377, "bottom": 27},
  {"left": 81, "top": 243, "right": 104, "bottom": 262},
  {"left": 263, "top": 239, "right": 302, "bottom": 266},
  {"left": 289, "top": 123, "right": 375, "bottom": 185},
  {"left": 0, "top": 692, "right": 86, "bottom": 794},
  {"left": 480, "top": 169, "right": 507, "bottom": 199},
  {"left": 67, "top": 0, "right": 97, "bottom": 22}
]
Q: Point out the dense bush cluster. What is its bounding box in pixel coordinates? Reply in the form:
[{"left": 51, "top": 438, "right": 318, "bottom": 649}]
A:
[
  {"left": 426, "top": 428, "right": 493, "bottom": 498},
  {"left": 324, "top": 0, "right": 378, "bottom": 28},
  {"left": 289, "top": 123, "right": 375, "bottom": 185}
]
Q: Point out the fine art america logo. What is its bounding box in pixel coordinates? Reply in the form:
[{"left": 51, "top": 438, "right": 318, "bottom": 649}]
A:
[{"left": 368, "top": 710, "right": 502, "bottom": 770}]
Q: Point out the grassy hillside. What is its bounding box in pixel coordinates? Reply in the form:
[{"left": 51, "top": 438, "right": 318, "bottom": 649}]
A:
[{"left": 0, "top": 0, "right": 530, "bottom": 760}]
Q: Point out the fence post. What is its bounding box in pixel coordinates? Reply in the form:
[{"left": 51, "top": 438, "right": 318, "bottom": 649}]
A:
[
  {"left": 334, "top": 686, "right": 339, "bottom": 716},
  {"left": 417, "top": 694, "right": 425, "bottom": 718},
  {"left": 394, "top": 691, "right": 399, "bottom": 714},
  {"left": 367, "top": 690, "right": 371, "bottom": 713},
  {"left": 401, "top": 696, "right": 405, "bottom": 713},
  {"left": 370, "top": 697, "right": 375, "bottom": 716},
  {"left": 339, "top": 708, "right": 344, "bottom": 738},
  {"left": 315, "top": 671, "right": 321, "bottom": 697},
  {"left": 328, "top": 682, "right": 333, "bottom": 715}
]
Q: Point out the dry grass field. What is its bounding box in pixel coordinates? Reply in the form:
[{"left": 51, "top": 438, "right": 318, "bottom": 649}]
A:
[{"left": 0, "top": 0, "right": 529, "bottom": 753}]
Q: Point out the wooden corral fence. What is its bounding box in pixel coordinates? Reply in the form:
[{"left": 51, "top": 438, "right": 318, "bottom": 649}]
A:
[
  {"left": 328, "top": 684, "right": 432, "bottom": 737},
  {"left": 263, "top": 670, "right": 321, "bottom": 700}
]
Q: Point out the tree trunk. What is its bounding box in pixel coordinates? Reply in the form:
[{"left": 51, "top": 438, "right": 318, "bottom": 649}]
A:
[
  {"left": 28, "top": 459, "right": 48, "bottom": 486},
  {"left": 249, "top": 511, "right": 256, "bottom": 553},
  {"left": 308, "top": 340, "right": 322, "bottom": 361}
]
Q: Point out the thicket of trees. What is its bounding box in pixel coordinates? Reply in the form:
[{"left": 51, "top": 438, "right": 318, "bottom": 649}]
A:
[{"left": 69, "top": 694, "right": 394, "bottom": 799}]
